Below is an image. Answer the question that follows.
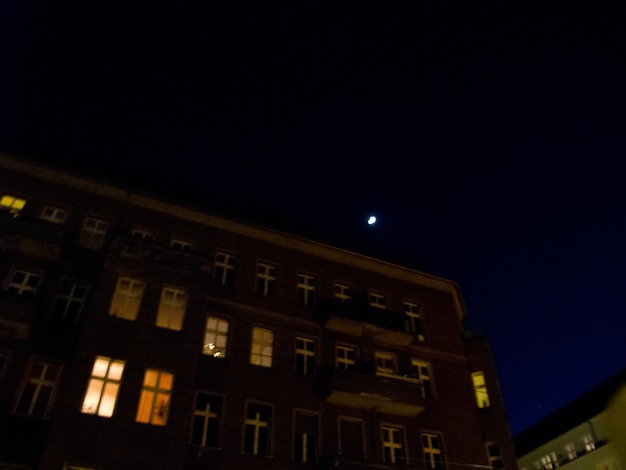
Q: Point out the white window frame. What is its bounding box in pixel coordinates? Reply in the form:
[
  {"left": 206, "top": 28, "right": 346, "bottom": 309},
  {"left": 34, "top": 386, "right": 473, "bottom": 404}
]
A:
[
  {"left": 14, "top": 358, "right": 62, "bottom": 417},
  {"left": 404, "top": 301, "right": 422, "bottom": 333},
  {"left": 243, "top": 402, "right": 272, "bottom": 456},
  {"left": 422, "top": 433, "right": 445, "bottom": 469},
  {"left": 78, "top": 216, "right": 108, "bottom": 250},
  {"left": 135, "top": 369, "right": 174, "bottom": 426},
  {"left": 131, "top": 228, "right": 156, "bottom": 240},
  {"left": 40, "top": 204, "right": 68, "bottom": 223},
  {"left": 170, "top": 238, "right": 192, "bottom": 251},
  {"left": 203, "top": 316, "right": 229, "bottom": 358},
  {"left": 382, "top": 425, "right": 405, "bottom": 464},
  {"left": 297, "top": 273, "right": 316, "bottom": 306},
  {"left": 190, "top": 391, "right": 223, "bottom": 448},
  {"left": 333, "top": 282, "right": 352, "bottom": 302},
  {"left": 256, "top": 263, "right": 277, "bottom": 297},
  {"left": 155, "top": 287, "right": 187, "bottom": 331},
  {"left": 411, "top": 359, "right": 433, "bottom": 399},
  {"left": 5, "top": 268, "right": 43, "bottom": 296},
  {"left": 108, "top": 277, "right": 145, "bottom": 321},
  {"left": 295, "top": 337, "right": 315, "bottom": 377},
  {"left": 214, "top": 252, "right": 236, "bottom": 286},
  {"left": 52, "top": 280, "right": 89, "bottom": 324},
  {"left": 336, "top": 344, "right": 357, "bottom": 371},
  {"left": 81, "top": 356, "right": 125, "bottom": 417},
  {"left": 375, "top": 351, "right": 398, "bottom": 375},
  {"left": 369, "top": 291, "right": 387, "bottom": 309},
  {"left": 293, "top": 410, "right": 319, "bottom": 463}
]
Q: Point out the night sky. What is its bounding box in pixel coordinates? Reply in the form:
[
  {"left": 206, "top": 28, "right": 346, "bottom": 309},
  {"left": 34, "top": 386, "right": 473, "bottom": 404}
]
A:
[{"left": 1, "top": 2, "right": 626, "bottom": 435}]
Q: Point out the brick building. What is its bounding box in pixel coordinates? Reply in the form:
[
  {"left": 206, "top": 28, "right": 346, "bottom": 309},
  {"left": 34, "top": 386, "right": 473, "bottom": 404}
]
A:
[{"left": 0, "top": 154, "right": 516, "bottom": 469}]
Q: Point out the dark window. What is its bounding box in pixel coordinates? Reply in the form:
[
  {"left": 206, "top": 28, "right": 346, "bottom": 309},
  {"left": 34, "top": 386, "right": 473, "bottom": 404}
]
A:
[
  {"left": 191, "top": 393, "right": 222, "bottom": 447},
  {"left": 294, "top": 412, "right": 318, "bottom": 463},
  {"left": 243, "top": 403, "right": 271, "bottom": 456}
]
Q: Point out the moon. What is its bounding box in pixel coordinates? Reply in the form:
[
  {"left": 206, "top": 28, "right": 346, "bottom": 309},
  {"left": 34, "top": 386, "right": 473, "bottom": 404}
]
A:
[{"left": 367, "top": 215, "right": 377, "bottom": 225}]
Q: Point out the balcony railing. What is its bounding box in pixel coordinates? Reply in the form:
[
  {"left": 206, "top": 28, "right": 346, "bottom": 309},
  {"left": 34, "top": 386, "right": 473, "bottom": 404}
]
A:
[{"left": 0, "top": 214, "right": 64, "bottom": 261}]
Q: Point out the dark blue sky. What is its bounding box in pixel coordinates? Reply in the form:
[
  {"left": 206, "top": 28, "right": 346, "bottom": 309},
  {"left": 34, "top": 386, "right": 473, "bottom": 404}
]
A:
[{"left": 1, "top": 2, "right": 625, "bottom": 434}]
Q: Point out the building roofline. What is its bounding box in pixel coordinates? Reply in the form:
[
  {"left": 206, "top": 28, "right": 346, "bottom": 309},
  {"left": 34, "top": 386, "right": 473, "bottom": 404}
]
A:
[{"left": 0, "top": 153, "right": 466, "bottom": 321}]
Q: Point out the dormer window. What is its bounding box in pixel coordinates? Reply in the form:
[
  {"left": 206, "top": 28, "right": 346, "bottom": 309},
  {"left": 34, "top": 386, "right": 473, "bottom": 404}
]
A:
[
  {"left": 1, "top": 195, "right": 26, "bottom": 217},
  {"left": 369, "top": 291, "right": 387, "bottom": 309}
]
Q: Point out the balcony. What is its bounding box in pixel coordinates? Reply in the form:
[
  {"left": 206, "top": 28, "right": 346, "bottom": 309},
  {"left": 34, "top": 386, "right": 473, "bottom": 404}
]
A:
[
  {"left": 0, "top": 214, "right": 64, "bottom": 262},
  {"left": 315, "top": 367, "right": 427, "bottom": 417},
  {"left": 315, "top": 297, "right": 413, "bottom": 346},
  {"left": 106, "top": 237, "right": 212, "bottom": 277}
]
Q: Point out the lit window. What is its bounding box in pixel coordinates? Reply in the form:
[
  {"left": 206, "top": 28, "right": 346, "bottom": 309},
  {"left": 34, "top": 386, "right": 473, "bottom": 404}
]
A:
[
  {"left": 203, "top": 316, "right": 228, "bottom": 358},
  {"left": 14, "top": 359, "right": 62, "bottom": 417},
  {"left": 336, "top": 345, "right": 356, "bottom": 371},
  {"left": 369, "top": 291, "right": 387, "bottom": 309},
  {"left": 170, "top": 238, "right": 192, "bottom": 251},
  {"left": 487, "top": 443, "right": 504, "bottom": 470},
  {"left": 564, "top": 442, "right": 577, "bottom": 460},
  {"left": 214, "top": 252, "right": 236, "bottom": 287},
  {"left": 375, "top": 351, "right": 397, "bottom": 375},
  {"left": 540, "top": 453, "right": 558, "bottom": 469},
  {"left": 77, "top": 217, "right": 108, "bottom": 250},
  {"left": 51, "top": 281, "right": 89, "bottom": 325},
  {"left": 295, "top": 337, "right": 315, "bottom": 377},
  {"left": 411, "top": 359, "right": 433, "bottom": 399},
  {"left": 190, "top": 392, "right": 222, "bottom": 447},
  {"left": 40, "top": 204, "right": 68, "bottom": 223},
  {"left": 382, "top": 426, "right": 405, "bottom": 464},
  {"left": 297, "top": 274, "right": 316, "bottom": 306},
  {"left": 422, "top": 433, "right": 445, "bottom": 470},
  {"left": 131, "top": 228, "right": 156, "bottom": 240},
  {"left": 136, "top": 369, "right": 174, "bottom": 426},
  {"left": 81, "top": 356, "right": 125, "bottom": 417},
  {"left": 156, "top": 287, "right": 187, "bottom": 331},
  {"left": 404, "top": 301, "right": 422, "bottom": 334},
  {"left": 339, "top": 418, "right": 364, "bottom": 460},
  {"left": 5, "top": 268, "right": 43, "bottom": 296},
  {"left": 250, "top": 327, "right": 273, "bottom": 367},
  {"left": 294, "top": 412, "right": 318, "bottom": 463},
  {"left": 243, "top": 403, "right": 271, "bottom": 456},
  {"left": 0, "top": 195, "right": 26, "bottom": 216},
  {"left": 582, "top": 434, "right": 596, "bottom": 451},
  {"left": 334, "top": 283, "right": 352, "bottom": 302},
  {"left": 472, "top": 371, "right": 490, "bottom": 408},
  {"left": 256, "top": 263, "right": 276, "bottom": 297},
  {"left": 108, "top": 277, "right": 144, "bottom": 321}
]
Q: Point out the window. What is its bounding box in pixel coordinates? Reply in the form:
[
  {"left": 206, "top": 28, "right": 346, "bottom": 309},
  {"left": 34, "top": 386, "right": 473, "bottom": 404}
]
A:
[
  {"left": 295, "top": 337, "right": 315, "bottom": 377},
  {"left": 250, "top": 327, "right": 273, "bottom": 367},
  {"left": 472, "top": 371, "right": 490, "bottom": 408},
  {"left": 203, "top": 316, "right": 228, "bottom": 358},
  {"left": 422, "top": 433, "right": 445, "bottom": 470},
  {"left": 14, "top": 359, "right": 62, "bottom": 417},
  {"left": 539, "top": 453, "right": 558, "bottom": 469},
  {"left": 256, "top": 263, "right": 276, "bottom": 297},
  {"left": 411, "top": 359, "right": 433, "bottom": 398},
  {"left": 582, "top": 434, "right": 596, "bottom": 451},
  {"left": 564, "top": 443, "right": 577, "bottom": 460},
  {"left": 404, "top": 301, "right": 422, "bottom": 334},
  {"left": 136, "top": 369, "right": 174, "bottom": 426},
  {"left": 336, "top": 345, "right": 356, "bottom": 371},
  {"left": 294, "top": 412, "right": 318, "bottom": 463},
  {"left": 214, "top": 252, "right": 236, "bottom": 287},
  {"left": 369, "top": 291, "right": 387, "bottom": 309},
  {"left": 81, "top": 356, "right": 125, "bottom": 417},
  {"left": 0, "top": 195, "right": 26, "bottom": 216},
  {"left": 334, "top": 283, "right": 352, "bottom": 302},
  {"left": 108, "top": 277, "right": 144, "bottom": 321},
  {"left": 375, "top": 351, "right": 397, "bottom": 375},
  {"left": 190, "top": 392, "right": 222, "bottom": 447},
  {"left": 51, "top": 281, "right": 89, "bottom": 325},
  {"left": 487, "top": 443, "right": 504, "bottom": 470},
  {"left": 382, "top": 426, "right": 405, "bottom": 464},
  {"left": 243, "top": 403, "right": 271, "bottom": 456},
  {"left": 297, "top": 274, "right": 316, "bottom": 306},
  {"left": 40, "top": 205, "right": 67, "bottom": 223},
  {"left": 339, "top": 418, "right": 364, "bottom": 460},
  {"left": 170, "top": 238, "right": 192, "bottom": 251},
  {"left": 78, "top": 217, "right": 108, "bottom": 250},
  {"left": 156, "top": 287, "right": 187, "bottom": 330},
  {"left": 131, "top": 228, "right": 156, "bottom": 240},
  {"left": 5, "top": 268, "right": 43, "bottom": 296}
]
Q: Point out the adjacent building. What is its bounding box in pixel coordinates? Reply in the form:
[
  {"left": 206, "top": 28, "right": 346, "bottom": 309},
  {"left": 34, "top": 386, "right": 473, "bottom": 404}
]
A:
[
  {"left": 515, "top": 367, "right": 626, "bottom": 470},
  {"left": 0, "top": 154, "right": 516, "bottom": 469}
]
